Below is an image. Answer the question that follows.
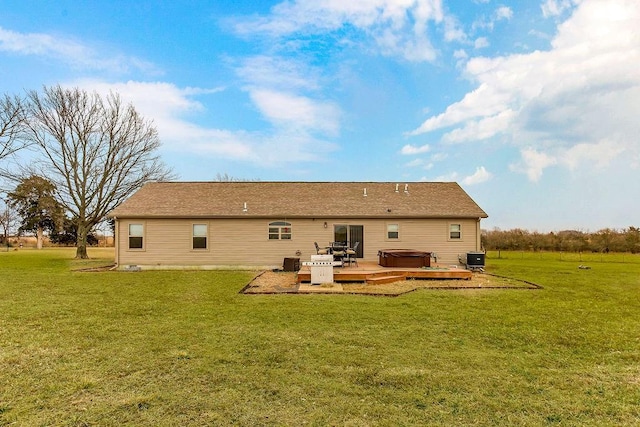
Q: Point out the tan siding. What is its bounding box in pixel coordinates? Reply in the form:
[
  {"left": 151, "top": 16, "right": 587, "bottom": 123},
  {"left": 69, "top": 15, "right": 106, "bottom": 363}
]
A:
[
  {"left": 116, "top": 217, "right": 482, "bottom": 268},
  {"left": 354, "top": 218, "right": 480, "bottom": 264}
]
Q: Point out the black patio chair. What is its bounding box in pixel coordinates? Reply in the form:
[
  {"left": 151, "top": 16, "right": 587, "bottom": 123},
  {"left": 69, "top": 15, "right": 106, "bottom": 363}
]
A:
[{"left": 345, "top": 241, "right": 359, "bottom": 267}]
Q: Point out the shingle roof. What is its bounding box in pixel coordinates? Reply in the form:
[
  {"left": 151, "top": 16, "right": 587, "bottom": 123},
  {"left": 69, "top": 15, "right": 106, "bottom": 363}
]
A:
[{"left": 109, "top": 181, "right": 488, "bottom": 219}]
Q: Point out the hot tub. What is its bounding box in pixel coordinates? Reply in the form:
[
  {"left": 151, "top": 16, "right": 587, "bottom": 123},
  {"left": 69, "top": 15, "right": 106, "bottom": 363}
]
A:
[{"left": 378, "top": 249, "right": 431, "bottom": 268}]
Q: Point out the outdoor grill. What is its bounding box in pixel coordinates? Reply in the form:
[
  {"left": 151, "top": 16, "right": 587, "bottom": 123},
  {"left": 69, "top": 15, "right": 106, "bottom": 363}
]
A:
[
  {"left": 378, "top": 249, "right": 431, "bottom": 268},
  {"left": 305, "top": 254, "right": 334, "bottom": 284}
]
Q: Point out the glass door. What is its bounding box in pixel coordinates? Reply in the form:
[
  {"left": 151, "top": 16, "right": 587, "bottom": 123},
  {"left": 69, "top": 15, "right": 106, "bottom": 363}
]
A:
[
  {"left": 349, "top": 225, "right": 364, "bottom": 258},
  {"left": 333, "top": 224, "right": 364, "bottom": 258}
]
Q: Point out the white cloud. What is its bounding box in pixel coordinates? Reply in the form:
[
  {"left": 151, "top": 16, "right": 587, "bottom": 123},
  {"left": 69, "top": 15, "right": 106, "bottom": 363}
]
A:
[
  {"left": 0, "top": 26, "right": 157, "bottom": 74},
  {"left": 405, "top": 158, "right": 425, "bottom": 167},
  {"left": 453, "top": 49, "right": 468, "bottom": 59},
  {"left": 474, "top": 37, "right": 490, "bottom": 49},
  {"left": 249, "top": 89, "right": 340, "bottom": 136},
  {"left": 471, "top": 6, "right": 513, "bottom": 32},
  {"left": 495, "top": 7, "right": 514, "bottom": 20},
  {"left": 235, "top": 55, "right": 321, "bottom": 91},
  {"left": 541, "top": 0, "right": 576, "bottom": 18},
  {"left": 410, "top": 0, "right": 640, "bottom": 181},
  {"left": 235, "top": 55, "right": 341, "bottom": 137},
  {"left": 509, "top": 148, "right": 557, "bottom": 182},
  {"left": 231, "top": 0, "right": 455, "bottom": 62},
  {"left": 443, "top": 16, "right": 467, "bottom": 43},
  {"left": 401, "top": 143, "right": 431, "bottom": 155},
  {"left": 462, "top": 166, "right": 492, "bottom": 185},
  {"left": 71, "top": 80, "right": 338, "bottom": 167},
  {"left": 559, "top": 139, "right": 626, "bottom": 171},
  {"left": 430, "top": 172, "right": 459, "bottom": 182},
  {"left": 430, "top": 152, "right": 449, "bottom": 162},
  {"left": 442, "top": 109, "right": 515, "bottom": 144}
]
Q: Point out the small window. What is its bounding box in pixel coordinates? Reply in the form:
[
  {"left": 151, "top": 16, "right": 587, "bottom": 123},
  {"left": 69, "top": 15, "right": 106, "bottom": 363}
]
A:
[
  {"left": 193, "top": 224, "right": 208, "bottom": 249},
  {"left": 450, "top": 224, "right": 461, "bottom": 240},
  {"left": 387, "top": 224, "right": 399, "bottom": 239},
  {"left": 129, "top": 223, "right": 144, "bottom": 249},
  {"left": 268, "top": 221, "right": 292, "bottom": 240}
]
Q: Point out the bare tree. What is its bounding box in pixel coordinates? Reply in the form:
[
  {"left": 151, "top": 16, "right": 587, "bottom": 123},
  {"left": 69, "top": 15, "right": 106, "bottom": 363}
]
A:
[
  {"left": 214, "top": 172, "right": 260, "bottom": 182},
  {"left": 0, "top": 195, "right": 19, "bottom": 249},
  {"left": 24, "top": 85, "right": 173, "bottom": 258},
  {"left": 0, "top": 94, "right": 27, "bottom": 173}
]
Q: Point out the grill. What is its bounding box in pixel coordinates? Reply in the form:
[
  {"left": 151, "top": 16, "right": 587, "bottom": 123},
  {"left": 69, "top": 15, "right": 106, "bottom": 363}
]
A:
[{"left": 306, "top": 254, "right": 334, "bottom": 284}]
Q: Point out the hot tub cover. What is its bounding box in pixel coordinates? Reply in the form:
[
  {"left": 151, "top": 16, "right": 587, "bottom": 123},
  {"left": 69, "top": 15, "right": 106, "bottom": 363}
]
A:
[{"left": 378, "top": 249, "right": 430, "bottom": 257}]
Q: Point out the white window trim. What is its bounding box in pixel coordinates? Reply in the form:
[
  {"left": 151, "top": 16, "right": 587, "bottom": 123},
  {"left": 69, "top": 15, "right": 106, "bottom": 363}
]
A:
[
  {"left": 127, "top": 222, "right": 145, "bottom": 251},
  {"left": 192, "top": 222, "right": 209, "bottom": 251},
  {"left": 268, "top": 221, "right": 292, "bottom": 240},
  {"left": 449, "top": 223, "right": 462, "bottom": 240},
  {"left": 386, "top": 223, "right": 400, "bottom": 240}
]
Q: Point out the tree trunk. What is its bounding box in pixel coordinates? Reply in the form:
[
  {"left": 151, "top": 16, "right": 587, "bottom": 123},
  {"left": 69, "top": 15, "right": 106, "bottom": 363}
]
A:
[
  {"left": 75, "top": 222, "right": 89, "bottom": 259},
  {"left": 36, "top": 225, "right": 43, "bottom": 250}
]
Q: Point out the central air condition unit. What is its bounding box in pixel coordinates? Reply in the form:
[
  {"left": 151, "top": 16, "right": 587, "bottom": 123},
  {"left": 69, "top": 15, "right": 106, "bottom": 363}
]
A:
[{"left": 465, "top": 252, "right": 485, "bottom": 270}]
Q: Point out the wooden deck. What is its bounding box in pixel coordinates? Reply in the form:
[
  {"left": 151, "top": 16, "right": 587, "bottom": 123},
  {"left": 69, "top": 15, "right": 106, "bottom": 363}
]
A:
[{"left": 296, "top": 261, "right": 472, "bottom": 284}]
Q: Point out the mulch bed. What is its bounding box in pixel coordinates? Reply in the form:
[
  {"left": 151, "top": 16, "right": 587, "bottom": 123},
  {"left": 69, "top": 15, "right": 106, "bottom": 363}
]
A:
[{"left": 242, "top": 270, "right": 541, "bottom": 296}]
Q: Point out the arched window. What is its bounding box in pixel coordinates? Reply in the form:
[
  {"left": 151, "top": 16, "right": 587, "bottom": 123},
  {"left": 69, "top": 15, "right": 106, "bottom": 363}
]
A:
[{"left": 269, "top": 221, "right": 292, "bottom": 240}]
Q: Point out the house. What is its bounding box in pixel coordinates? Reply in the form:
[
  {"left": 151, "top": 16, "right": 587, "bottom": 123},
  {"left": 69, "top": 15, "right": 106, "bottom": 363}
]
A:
[{"left": 108, "top": 181, "right": 488, "bottom": 269}]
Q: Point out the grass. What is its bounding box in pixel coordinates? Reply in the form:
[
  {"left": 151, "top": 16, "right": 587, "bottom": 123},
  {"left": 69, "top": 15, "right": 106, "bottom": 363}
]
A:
[{"left": 1, "top": 248, "right": 639, "bottom": 426}]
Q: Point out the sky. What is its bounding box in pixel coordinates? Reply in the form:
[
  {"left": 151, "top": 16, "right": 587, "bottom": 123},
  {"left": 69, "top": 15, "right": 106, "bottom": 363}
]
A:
[{"left": 1, "top": 0, "right": 639, "bottom": 232}]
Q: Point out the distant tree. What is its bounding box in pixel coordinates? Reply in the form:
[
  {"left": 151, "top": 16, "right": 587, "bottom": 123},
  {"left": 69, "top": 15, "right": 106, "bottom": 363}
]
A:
[
  {"left": 0, "top": 195, "right": 19, "bottom": 247},
  {"left": 7, "top": 175, "right": 64, "bottom": 249},
  {"left": 24, "top": 85, "right": 173, "bottom": 258},
  {"left": 0, "top": 94, "right": 27, "bottom": 164},
  {"left": 483, "top": 227, "right": 640, "bottom": 254},
  {"left": 50, "top": 217, "right": 98, "bottom": 246},
  {"left": 625, "top": 226, "right": 640, "bottom": 254},
  {"left": 214, "top": 172, "right": 259, "bottom": 182}
]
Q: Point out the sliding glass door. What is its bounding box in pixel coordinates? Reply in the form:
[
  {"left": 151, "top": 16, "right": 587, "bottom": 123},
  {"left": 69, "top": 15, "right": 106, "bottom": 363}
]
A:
[{"left": 333, "top": 224, "right": 364, "bottom": 258}]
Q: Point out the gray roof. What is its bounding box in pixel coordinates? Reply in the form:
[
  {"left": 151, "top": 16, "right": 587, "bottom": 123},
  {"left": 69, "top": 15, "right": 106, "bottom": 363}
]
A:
[{"left": 109, "top": 181, "right": 488, "bottom": 219}]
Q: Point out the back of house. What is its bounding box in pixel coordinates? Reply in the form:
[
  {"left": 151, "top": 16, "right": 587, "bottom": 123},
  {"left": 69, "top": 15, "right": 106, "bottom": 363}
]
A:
[{"left": 108, "top": 181, "right": 488, "bottom": 269}]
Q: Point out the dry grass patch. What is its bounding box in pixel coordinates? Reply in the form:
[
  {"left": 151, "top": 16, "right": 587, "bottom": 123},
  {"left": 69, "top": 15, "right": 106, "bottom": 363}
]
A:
[{"left": 244, "top": 270, "right": 539, "bottom": 295}]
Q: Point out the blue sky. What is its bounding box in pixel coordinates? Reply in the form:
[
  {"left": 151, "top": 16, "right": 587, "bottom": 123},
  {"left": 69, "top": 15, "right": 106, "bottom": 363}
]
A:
[{"left": 1, "top": 0, "right": 638, "bottom": 231}]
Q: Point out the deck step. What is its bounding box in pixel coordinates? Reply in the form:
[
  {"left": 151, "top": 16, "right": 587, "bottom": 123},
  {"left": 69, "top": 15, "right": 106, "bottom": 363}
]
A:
[{"left": 366, "top": 275, "right": 406, "bottom": 285}]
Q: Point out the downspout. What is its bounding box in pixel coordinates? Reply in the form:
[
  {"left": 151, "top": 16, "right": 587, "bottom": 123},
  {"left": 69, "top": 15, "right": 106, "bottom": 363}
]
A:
[{"left": 114, "top": 217, "right": 119, "bottom": 267}]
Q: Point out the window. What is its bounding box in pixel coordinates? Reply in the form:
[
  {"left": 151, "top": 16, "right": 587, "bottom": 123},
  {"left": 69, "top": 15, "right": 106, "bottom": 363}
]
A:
[
  {"left": 268, "top": 221, "right": 291, "bottom": 240},
  {"left": 449, "top": 224, "right": 461, "bottom": 239},
  {"left": 128, "top": 223, "right": 144, "bottom": 249},
  {"left": 387, "top": 223, "right": 399, "bottom": 239},
  {"left": 192, "top": 224, "right": 208, "bottom": 249}
]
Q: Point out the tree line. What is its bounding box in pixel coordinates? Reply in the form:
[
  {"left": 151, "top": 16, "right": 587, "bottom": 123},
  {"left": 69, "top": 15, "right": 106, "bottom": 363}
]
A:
[
  {"left": 1, "top": 86, "right": 172, "bottom": 258},
  {"left": 482, "top": 227, "right": 640, "bottom": 254}
]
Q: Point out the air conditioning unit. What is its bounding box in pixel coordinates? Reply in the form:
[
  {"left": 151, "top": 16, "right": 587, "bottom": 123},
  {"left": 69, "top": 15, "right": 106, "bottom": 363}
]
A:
[{"left": 466, "top": 252, "right": 485, "bottom": 270}]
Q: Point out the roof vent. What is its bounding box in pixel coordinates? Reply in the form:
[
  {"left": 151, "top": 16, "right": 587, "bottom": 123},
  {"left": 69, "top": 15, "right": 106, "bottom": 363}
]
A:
[
  {"left": 243, "top": 202, "right": 248, "bottom": 212},
  {"left": 363, "top": 188, "right": 367, "bottom": 197},
  {"left": 395, "top": 183, "right": 399, "bottom": 193},
  {"left": 404, "top": 184, "right": 409, "bottom": 194}
]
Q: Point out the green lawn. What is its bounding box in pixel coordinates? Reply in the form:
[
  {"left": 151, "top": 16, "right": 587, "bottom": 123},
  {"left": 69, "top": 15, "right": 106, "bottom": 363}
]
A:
[{"left": 1, "top": 249, "right": 639, "bottom": 426}]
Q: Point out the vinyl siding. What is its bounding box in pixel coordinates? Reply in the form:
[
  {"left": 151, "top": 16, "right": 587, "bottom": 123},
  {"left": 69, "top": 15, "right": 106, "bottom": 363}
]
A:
[{"left": 115, "top": 217, "right": 481, "bottom": 268}]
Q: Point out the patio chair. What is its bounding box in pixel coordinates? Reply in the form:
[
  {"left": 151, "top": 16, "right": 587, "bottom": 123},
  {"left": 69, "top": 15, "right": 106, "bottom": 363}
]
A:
[
  {"left": 331, "top": 243, "right": 346, "bottom": 265},
  {"left": 314, "top": 242, "right": 329, "bottom": 255},
  {"left": 345, "top": 241, "right": 359, "bottom": 267}
]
